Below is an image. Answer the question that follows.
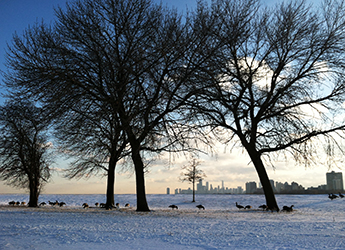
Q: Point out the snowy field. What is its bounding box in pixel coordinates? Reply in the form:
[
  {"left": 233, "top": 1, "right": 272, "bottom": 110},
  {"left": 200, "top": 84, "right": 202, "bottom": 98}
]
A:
[{"left": 0, "top": 194, "right": 344, "bottom": 249}]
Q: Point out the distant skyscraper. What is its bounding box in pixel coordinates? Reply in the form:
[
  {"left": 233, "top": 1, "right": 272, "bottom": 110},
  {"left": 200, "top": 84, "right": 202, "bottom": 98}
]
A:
[
  {"left": 166, "top": 187, "right": 170, "bottom": 194},
  {"left": 246, "top": 181, "right": 257, "bottom": 194},
  {"left": 326, "top": 171, "right": 344, "bottom": 191},
  {"left": 197, "top": 179, "right": 203, "bottom": 192},
  {"left": 275, "top": 182, "right": 284, "bottom": 193}
]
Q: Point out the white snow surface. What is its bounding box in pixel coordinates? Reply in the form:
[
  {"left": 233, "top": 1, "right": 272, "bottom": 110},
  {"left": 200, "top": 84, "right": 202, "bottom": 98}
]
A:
[{"left": 0, "top": 194, "right": 344, "bottom": 249}]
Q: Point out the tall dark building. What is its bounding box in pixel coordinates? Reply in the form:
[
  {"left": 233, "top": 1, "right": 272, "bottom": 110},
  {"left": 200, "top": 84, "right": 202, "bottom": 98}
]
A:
[
  {"left": 245, "top": 181, "right": 257, "bottom": 194},
  {"left": 326, "top": 171, "right": 344, "bottom": 191}
]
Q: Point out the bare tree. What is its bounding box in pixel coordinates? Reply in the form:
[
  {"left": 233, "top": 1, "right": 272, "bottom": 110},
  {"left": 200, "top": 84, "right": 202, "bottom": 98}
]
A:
[
  {"left": 55, "top": 102, "right": 130, "bottom": 209},
  {"left": 180, "top": 158, "right": 206, "bottom": 202},
  {"left": 4, "top": 0, "right": 211, "bottom": 211},
  {"left": 194, "top": 0, "right": 345, "bottom": 211},
  {"left": 0, "top": 99, "right": 52, "bottom": 207}
]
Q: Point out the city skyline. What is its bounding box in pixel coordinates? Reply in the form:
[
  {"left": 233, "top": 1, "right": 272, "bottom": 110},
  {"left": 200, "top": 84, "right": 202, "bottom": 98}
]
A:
[
  {"left": 171, "top": 179, "right": 244, "bottom": 195},
  {"left": 1, "top": 144, "right": 340, "bottom": 195},
  {"left": 170, "top": 171, "right": 344, "bottom": 195}
]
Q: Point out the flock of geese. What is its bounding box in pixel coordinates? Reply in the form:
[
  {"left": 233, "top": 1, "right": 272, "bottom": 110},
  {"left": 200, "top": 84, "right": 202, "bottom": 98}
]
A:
[
  {"left": 6, "top": 199, "right": 294, "bottom": 212},
  {"left": 167, "top": 202, "right": 294, "bottom": 212},
  {"left": 8, "top": 193, "right": 344, "bottom": 211},
  {"left": 168, "top": 204, "right": 205, "bottom": 210},
  {"left": 8, "top": 201, "right": 26, "bottom": 206},
  {"left": 167, "top": 192, "right": 345, "bottom": 212},
  {"left": 328, "top": 193, "right": 344, "bottom": 200},
  {"left": 7, "top": 200, "right": 131, "bottom": 210},
  {"left": 82, "top": 202, "right": 130, "bottom": 209}
]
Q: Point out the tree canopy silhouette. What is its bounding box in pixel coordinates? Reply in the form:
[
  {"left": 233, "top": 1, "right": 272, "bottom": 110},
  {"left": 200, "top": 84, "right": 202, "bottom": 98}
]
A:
[
  {"left": 0, "top": 99, "right": 52, "bottom": 207},
  {"left": 193, "top": 0, "right": 345, "bottom": 211},
  {"left": 4, "top": 0, "right": 210, "bottom": 211},
  {"left": 5, "top": 0, "right": 344, "bottom": 212}
]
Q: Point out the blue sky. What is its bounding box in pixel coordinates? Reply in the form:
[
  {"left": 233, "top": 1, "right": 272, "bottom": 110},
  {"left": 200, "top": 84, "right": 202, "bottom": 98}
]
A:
[
  {"left": 0, "top": 0, "right": 201, "bottom": 93},
  {"left": 0, "top": 0, "right": 334, "bottom": 195}
]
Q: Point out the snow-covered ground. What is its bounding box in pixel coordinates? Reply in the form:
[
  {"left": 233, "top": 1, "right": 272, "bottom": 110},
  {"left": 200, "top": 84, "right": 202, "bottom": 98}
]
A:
[{"left": 0, "top": 194, "right": 344, "bottom": 249}]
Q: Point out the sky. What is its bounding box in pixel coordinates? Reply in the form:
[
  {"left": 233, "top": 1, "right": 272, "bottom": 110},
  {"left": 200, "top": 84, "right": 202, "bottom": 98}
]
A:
[{"left": 0, "top": 0, "right": 336, "bottom": 195}]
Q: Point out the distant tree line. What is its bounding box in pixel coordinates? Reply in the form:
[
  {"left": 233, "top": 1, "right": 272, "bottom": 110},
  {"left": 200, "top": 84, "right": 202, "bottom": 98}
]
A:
[{"left": 2, "top": 0, "right": 345, "bottom": 211}]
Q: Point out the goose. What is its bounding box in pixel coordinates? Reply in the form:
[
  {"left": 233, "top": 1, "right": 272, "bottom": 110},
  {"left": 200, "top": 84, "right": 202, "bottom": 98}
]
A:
[
  {"left": 169, "top": 205, "right": 178, "bottom": 210},
  {"left": 196, "top": 204, "right": 205, "bottom": 210},
  {"left": 48, "top": 200, "right": 59, "bottom": 206},
  {"left": 59, "top": 202, "right": 66, "bottom": 207},
  {"left": 125, "top": 203, "right": 130, "bottom": 207},
  {"left": 328, "top": 193, "right": 338, "bottom": 200},
  {"left": 282, "top": 205, "right": 294, "bottom": 212},
  {"left": 339, "top": 193, "right": 344, "bottom": 198},
  {"left": 258, "top": 204, "right": 268, "bottom": 210},
  {"left": 236, "top": 202, "right": 244, "bottom": 209},
  {"left": 115, "top": 203, "right": 120, "bottom": 208},
  {"left": 244, "top": 205, "right": 252, "bottom": 209},
  {"left": 82, "top": 203, "right": 89, "bottom": 208},
  {"left": 95, "top": 203, "right": 99, "bottom": 207},
  {"left": 8, "top": 201, "right": 15, "bottom": 206},
  {"left": 39, "top": 202, "right": 46, "bottom": 207}
]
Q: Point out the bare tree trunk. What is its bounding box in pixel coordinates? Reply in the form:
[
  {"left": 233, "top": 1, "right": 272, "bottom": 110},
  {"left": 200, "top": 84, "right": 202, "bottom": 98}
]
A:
[
  {"left": 192, "top": 179, "right": 195, "bottom": 202},
  {"left": 131, "top": 151, "right": 150, "bottom": 211},
  {"left": 127, "top": 136, "right": 149, "bottom": 211},
  {"left": 247, "top": 147, "right": 279, "bottom": 211},
  {"left": 106, "top": 158, "right": 116, "bottom": 208},
  {"left": 28, "top": 178, "right": 39, "bottom": 207}
]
